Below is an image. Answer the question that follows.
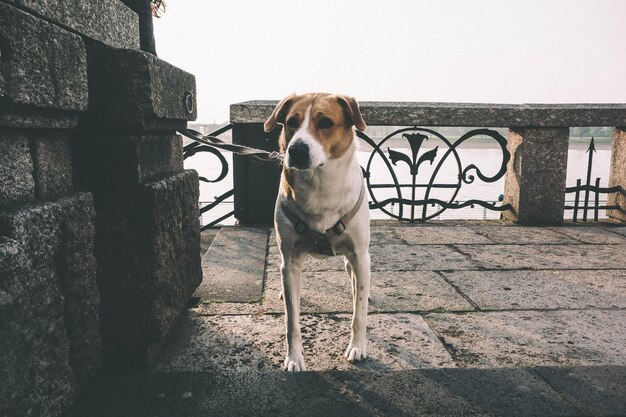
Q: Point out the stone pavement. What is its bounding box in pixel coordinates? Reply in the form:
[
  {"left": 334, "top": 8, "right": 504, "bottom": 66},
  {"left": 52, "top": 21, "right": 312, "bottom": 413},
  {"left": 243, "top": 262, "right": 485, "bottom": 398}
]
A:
[{"left": 66, "top": 221, "right": 626, "bottom": 417}]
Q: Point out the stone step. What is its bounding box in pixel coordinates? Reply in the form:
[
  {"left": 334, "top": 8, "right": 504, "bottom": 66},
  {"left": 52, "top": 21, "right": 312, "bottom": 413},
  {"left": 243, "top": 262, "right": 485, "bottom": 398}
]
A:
[{"left": 193, "top": 226, "right": 270, "bottom": 303}]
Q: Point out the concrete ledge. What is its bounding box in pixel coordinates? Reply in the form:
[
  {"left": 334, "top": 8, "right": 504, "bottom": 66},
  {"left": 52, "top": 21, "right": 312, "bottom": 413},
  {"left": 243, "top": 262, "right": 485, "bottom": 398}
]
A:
[
  {"left": 231, "top": 100, "right": 626, "bottom": 127},
  {"left": 1, "top": 0, "right": 139, "bottom": 49},
  {"left": 0, "top": 3, "right": 88, "bottom": 111},
  {"left": 85, "top": 47, "right": 197, "bottom": 131}
]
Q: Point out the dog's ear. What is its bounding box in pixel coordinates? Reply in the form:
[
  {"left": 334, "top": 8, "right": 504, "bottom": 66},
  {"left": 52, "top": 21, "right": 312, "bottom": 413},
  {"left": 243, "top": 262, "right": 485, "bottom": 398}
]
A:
[
  {"left": 264, "top": 94, "right": 296, "bottom": 132},
  {"left": 337, "top": 95, "right": 366, "bottom": 131}
]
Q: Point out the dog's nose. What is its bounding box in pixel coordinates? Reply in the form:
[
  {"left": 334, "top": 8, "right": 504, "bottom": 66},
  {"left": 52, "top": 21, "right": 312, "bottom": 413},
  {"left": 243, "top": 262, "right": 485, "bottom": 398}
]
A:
[{"left": 287, "top": 141, "right": 310, "bottom": 168}]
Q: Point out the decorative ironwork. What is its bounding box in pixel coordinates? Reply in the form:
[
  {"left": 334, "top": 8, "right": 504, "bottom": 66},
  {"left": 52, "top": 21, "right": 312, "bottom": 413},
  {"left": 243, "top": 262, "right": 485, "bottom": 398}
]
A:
[
  {"left": 183, "top": 124, "right": 234, "bottom": 230},
  {"left": 564, "top": 137, "right": 623, "bottom": 222},
  {"left": 357, "top": 127, "right": 512, "bottom": 222}
]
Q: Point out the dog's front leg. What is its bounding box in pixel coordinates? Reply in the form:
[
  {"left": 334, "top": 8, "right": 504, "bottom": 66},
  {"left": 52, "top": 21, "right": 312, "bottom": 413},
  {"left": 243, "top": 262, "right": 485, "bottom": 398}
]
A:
[
  {"left": 344, "top": 250, "right": 371, "bottom": 362},
  {"left": 280, "top": 250, "right": 307, "bottom": 371}
]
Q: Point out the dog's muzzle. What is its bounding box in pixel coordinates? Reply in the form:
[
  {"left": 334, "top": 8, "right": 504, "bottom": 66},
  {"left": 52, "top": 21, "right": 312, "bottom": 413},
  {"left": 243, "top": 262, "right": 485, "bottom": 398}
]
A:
[{"left": 287, "top": 141, "right": 310, "bottom": 169}]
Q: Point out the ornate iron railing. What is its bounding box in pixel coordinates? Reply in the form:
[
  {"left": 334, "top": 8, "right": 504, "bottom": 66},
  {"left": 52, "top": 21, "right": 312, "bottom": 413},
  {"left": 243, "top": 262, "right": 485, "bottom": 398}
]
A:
[
  {"left": 357, "top": 127, "right": 512, "bottom": 222},
  {"left": 185, "top": 122, "right": 624, "bottom": 227},
  {"left": 564, "top": 137, "right": 623, "bottom": 222},
  {"left": 183, "top": 124, "right": 234, "bottom": 230}
]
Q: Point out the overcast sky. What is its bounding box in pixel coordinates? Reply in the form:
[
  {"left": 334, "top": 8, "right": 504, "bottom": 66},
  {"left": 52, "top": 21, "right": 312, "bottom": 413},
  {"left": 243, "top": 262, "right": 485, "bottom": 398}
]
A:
[{"left": 153, "top": 0, "right": 626, "bottom": 123}]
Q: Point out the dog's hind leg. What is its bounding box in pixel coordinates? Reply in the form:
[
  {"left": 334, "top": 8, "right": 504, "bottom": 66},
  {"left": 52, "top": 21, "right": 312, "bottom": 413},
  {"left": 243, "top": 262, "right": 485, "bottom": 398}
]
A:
[
  {"left": 280, "top": 250, "right": 307, "bottom": 371},
  {"left": 344, "top": 250, "right": 371, "bottom": 362}
]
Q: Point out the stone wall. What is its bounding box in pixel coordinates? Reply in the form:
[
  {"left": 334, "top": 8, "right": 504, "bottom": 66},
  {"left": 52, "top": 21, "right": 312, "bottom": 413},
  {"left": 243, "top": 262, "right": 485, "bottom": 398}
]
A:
[{"left": 0, "top": 1, "right": 201, "bottom": 416}]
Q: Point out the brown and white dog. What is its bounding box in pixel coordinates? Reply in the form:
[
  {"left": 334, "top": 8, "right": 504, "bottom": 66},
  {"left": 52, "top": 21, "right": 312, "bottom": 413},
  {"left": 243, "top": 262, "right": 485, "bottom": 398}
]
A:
[{"left": 264, "top": 93, "right": 371, "bottom": 371}]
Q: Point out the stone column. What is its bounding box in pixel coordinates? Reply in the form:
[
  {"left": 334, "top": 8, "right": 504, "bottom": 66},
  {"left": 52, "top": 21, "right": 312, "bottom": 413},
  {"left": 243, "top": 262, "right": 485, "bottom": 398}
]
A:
[
  {"left": 608, "top": 128, "right": 626, "bottom": 221},
  {"left": 232, "top": 123, "right": 282, "bottom": 224},
  {"left": 503, "top": 127, "right": 570, "bottom": 225},
  {"left": 76, "top": 46, "right": 201, "bottom": 369},
  {"left": 0, "top": 3, "right": 113, "bottom": 416}
]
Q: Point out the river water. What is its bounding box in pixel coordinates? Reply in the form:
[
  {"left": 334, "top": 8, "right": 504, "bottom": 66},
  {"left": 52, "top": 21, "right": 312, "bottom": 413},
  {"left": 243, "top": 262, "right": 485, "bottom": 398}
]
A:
[{"left": 184, "top": 138, "right": 612, "bottom": 225}]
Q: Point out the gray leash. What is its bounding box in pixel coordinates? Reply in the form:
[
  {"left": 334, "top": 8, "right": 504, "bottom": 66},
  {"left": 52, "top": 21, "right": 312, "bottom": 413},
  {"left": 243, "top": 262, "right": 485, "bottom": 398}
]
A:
[{"left": 179, "top": 128, "right": 284, "bottom": 161}]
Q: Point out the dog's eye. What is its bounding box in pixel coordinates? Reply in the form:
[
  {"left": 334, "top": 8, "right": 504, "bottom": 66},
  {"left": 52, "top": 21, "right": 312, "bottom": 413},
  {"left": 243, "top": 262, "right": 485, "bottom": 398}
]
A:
[
  {"left": 286, "top": 117, "right": 299, "bottom": 129},
  {"left": 317, "top": 118, "right": 334, "bottom": 129}
]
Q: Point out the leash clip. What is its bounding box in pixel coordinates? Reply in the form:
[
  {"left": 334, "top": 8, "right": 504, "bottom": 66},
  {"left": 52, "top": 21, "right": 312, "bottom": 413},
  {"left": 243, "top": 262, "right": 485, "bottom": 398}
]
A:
[{"left": 268, "top": 151, "right": 284, "bottom": 160}]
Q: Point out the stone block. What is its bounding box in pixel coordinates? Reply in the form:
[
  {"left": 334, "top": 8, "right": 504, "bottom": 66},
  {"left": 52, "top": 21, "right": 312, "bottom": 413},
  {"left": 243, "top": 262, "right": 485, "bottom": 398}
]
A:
[
  {"left": 0, "top": 133, "right": 35, "bottom": 209},
  {"left": 85, "top": 47, "right": 196, "bottom": 131},
  {"left": 608, "top": 128, "right": 626, "bottom": 221},
  {"left": 0, "top": 200, "right": 63, "bottom": 272},
  {"left": 0, "top": 234, "right": 75, "bottom": 417},
  {"left": 3, "top": 0, "right": 140, "bottom": 49},
  {"left": 503, "top": 127, "right": 570, "bottom": 225},
  {"left": 0, "top": 3, "right": 88, "bottom": 111},
  {"left": 58, "top": 193, "right": 101, "bottom": 389},
  {"left": 0, "top": 106, "right": 79, "bottom": 129},
  {"left": 74, "top": 133, "right": 184, "bottom": 190},
  {"left": 31, "top": 134, "right": 74, "bottom": 201},
  {"left": 232, "top": 123, "right": 283, "bottom": 224},
  {"left": 95, "top": 170, "right": 201, "bottom": 369}
]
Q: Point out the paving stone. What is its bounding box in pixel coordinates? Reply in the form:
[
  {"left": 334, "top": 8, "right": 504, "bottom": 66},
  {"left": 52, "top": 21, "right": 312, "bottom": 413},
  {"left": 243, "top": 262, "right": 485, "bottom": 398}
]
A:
[
  {"left": 456, "top": 244, "right": 626, "bottom": 270},
  {"left": 266, "top": 249, "right": 347, "bottom": 272},
  {"left": 466, "top": 225, "right": 578, "bottom": 244},
  {"left": 533, "top": 365, "right": 626, "bottom": 416},
  {"left": 406, "top": 367, "right": 579, "bottom": 417},
  {"left": 262, "top": 270, "right": 472, "bottom": 314},
  {"left": 443, "top": 270, "right": 626, "bottom": 310},
  {"left": 267, "top": 244, "right": 480, "bottom": 272},
  {"left": 194, "top": 227, "right": 269, "bottom": 303},
  {"left": 425, "top": 309, "right": 626, "bottom": 368},
  {"left": 602, "top": 225, "right": 626, "bottom": 237},
  {"left": 370, "top": 244, "right": 480, "bottom": 271},
  {"left": 193, "top": 302, "right": 264, "bottom": 316},
  {"left": 393, "top": 226, "right": 494, "bottom": 245},
  {"left": 547, "top": 226, "right": 626, "bottom": 244},
  {"left": 156, "top": 313, "right": 454, "bottom": 373},
  {"left": 369, "top": 226, "right": 403, "bottom": 245}
]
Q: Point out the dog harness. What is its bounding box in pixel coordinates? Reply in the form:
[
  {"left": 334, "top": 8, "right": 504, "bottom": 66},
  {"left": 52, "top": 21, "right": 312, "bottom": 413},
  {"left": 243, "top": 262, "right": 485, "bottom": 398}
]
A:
[{"left": 281, "top": 184, "right": 365, "bottom": 256}]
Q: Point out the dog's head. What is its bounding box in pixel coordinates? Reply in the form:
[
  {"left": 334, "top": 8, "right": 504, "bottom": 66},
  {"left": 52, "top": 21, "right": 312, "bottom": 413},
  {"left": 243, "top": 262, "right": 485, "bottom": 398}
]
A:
[{"left": 264, "top": 93, "right": 366, "bottom": 170}]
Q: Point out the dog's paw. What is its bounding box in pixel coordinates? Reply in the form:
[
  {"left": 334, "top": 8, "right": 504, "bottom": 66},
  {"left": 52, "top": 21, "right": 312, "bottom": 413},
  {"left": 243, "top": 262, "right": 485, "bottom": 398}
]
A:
[
  {"left": 344, "top": 340, "right": 367, "bottom": 363},
  {"left": 283, "top": 352, "right": 307, "bottom": 372},
  {"left": 344, "top": 341, "right": 367, "bottom": 362}
]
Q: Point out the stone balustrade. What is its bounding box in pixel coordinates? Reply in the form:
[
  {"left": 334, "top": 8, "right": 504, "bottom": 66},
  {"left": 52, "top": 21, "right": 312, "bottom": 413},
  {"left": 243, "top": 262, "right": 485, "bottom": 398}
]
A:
[{"left": 230, "top": 101, "right": 626, "bottom": 225}]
